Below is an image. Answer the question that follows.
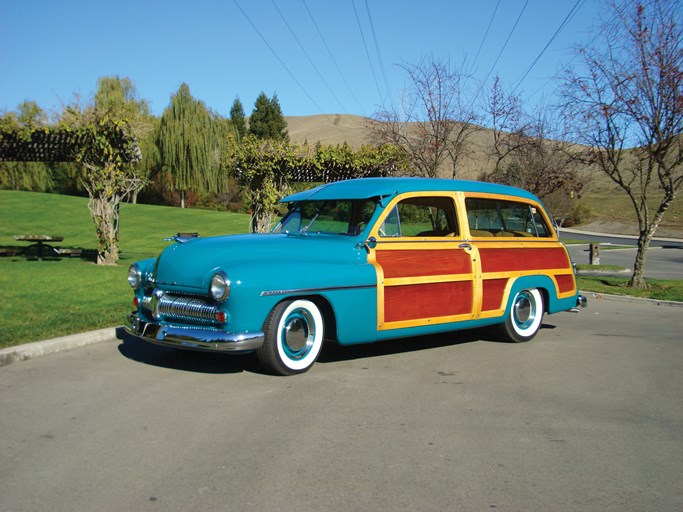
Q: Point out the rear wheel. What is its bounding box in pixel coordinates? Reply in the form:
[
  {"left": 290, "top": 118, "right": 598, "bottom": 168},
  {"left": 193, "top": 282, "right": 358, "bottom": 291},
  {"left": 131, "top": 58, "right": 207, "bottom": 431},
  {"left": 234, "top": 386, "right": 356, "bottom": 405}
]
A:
[
  {"left": 498, "top": 289, "right": 544, "bottom": 343},
  {"left": 257, "top": 299, "right": 324, "bottom": 375}
]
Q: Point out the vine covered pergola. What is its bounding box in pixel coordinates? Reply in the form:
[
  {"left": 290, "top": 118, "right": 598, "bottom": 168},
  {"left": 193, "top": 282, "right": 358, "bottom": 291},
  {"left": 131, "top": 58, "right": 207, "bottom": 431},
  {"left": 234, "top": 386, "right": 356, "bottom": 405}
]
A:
[
  {"left": 0, "top": 128, "right": 138, "bottom": 164},
  {"left": 0, "top": 119, "right": 141, "bottom": 265},
  {"left": 226, "top": 137, "right": 406, "bottom": 232}
]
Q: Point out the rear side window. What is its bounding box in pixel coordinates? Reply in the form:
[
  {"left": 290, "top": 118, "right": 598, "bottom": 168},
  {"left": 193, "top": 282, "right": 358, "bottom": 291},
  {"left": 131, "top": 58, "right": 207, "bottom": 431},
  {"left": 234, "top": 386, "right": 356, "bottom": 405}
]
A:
[
  {"left": 465, "top": 197, "right": 551, "bottom": 238},
  {"left": 379, "top": 196, "right": 458, "bottom": 238}
]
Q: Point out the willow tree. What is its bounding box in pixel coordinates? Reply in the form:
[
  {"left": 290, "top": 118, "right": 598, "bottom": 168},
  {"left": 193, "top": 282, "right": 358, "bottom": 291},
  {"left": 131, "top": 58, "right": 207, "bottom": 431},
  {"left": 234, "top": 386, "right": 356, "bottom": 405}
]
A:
[{"left": 157, "top": 83, "right": 224, "bottom": 208}]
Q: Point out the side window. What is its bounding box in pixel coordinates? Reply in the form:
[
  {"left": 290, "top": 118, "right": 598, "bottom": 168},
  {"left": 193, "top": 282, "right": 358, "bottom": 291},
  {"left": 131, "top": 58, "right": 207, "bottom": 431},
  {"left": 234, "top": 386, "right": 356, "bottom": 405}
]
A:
[
  {"left": 530, "top": 207, "right": 551, "bottom": 237},
  {"left": 466, "top": 198, "right": 502, "bottom": 234},
  {"left": 380, "top": 206, "right": 401, "bottom": 237},
  {"left": 379, "top": 196, "right": 458, "bottom": 238},
  {"left": 466, "top": 197, "right": 551, "bottom": 238}
]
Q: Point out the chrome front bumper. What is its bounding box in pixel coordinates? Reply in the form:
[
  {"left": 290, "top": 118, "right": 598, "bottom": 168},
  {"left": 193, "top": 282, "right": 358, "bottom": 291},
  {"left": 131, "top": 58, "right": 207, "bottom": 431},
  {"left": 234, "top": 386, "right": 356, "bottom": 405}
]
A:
[{"left": 125, "top": 313, "right": 264, "bottom": 353}]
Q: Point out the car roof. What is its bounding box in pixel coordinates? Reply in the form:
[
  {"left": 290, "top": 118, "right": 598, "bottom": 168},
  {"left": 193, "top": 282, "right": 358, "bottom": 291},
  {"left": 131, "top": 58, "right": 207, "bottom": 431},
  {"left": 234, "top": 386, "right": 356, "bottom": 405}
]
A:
[{"left": 281, "top": 177, "right": 540, "bottom": 203}]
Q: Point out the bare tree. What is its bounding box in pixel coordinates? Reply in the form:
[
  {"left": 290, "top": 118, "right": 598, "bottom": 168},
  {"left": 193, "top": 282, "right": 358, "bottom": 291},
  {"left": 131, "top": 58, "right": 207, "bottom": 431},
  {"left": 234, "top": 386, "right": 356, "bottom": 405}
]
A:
[
  {"left": 481, "top": 78, "right": 587, "bottom": 223},
  {"left": 368, "top": 56, "right": 481, "bottom": 178},
  {"left": 485, "top": 76, "right": 530, "bottom": 174},
  {"left": 562, "top": 0, "right": 683, "bottom": 288}
]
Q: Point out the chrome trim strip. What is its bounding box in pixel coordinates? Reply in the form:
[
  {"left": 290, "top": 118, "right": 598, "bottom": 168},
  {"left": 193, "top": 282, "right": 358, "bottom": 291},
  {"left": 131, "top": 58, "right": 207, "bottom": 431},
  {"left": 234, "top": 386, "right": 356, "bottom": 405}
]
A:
[
  {"left": 260, "top": 283, "right": 376, "bottom": 297},
  {"left": 125, "top": 314, "right": 264, "bottom": 352}
]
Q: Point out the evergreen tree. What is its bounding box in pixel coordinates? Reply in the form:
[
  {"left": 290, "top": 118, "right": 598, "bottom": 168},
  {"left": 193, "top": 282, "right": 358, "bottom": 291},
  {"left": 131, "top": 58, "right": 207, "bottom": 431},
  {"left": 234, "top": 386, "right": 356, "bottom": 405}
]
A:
[
  {"left": 230, "top": 97, "right": 247, "bottom": 140},
  {"left": 157, "top": 83, "right": 223, "bottom": 208},
  {"left": 249, "top": 92, "right": 288, "bottom": 141}
]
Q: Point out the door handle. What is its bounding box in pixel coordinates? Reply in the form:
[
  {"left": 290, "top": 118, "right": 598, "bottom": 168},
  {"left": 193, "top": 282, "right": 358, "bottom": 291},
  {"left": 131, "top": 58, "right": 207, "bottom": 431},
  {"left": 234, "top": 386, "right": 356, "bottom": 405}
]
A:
[{"left": 458, "top": 243, "right": 471, "bottom": 250}]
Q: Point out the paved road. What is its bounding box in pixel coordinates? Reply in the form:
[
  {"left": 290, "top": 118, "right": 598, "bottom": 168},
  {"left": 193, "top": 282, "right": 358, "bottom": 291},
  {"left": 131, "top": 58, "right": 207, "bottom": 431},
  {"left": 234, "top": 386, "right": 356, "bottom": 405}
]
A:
[
  {"left": 566, "top": 244, "right": 683, "bottom": 280},
  {"left": 1, "top": 299, "right": 682, "bottom": 512},
  {"left": 559, "top": 228, "right": 683, "bottom": 248},
  {"left": 560, "top": 227, "right": 683, "bottom": 280}
]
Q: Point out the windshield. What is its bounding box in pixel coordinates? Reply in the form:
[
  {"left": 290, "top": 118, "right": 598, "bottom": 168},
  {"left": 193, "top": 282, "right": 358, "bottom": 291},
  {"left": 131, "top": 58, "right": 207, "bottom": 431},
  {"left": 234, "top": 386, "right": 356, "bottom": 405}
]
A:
[{"left": 272, "top": 199, "right": 377, "bottom": 236}]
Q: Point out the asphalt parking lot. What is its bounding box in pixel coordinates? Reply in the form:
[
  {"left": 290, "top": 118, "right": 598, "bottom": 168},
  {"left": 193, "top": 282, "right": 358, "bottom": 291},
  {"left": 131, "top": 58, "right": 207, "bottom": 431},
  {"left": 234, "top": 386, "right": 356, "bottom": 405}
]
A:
[{"left": 1, "top": 297, "right": 681, "bottom": 512}]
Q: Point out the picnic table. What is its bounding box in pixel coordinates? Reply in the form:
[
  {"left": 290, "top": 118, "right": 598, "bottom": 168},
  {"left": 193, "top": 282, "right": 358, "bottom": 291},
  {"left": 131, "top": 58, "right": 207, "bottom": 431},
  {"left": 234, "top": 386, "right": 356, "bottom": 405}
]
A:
[{"left": 14, "top": 235, "right": 64, "bottom": 261}]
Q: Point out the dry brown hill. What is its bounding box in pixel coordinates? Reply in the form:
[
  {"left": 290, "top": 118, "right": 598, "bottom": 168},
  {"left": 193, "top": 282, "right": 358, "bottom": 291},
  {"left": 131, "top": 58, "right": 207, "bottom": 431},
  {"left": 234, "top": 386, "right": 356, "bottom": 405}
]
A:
[
  {"left": 285, "top": 114, "right": 494, "bottom": 180},
  {"left": 285, "top": 114, "right": 372, "bottom": 148},
  {"left": 285, "top": 114, "right": 683, "bottom": 238}
]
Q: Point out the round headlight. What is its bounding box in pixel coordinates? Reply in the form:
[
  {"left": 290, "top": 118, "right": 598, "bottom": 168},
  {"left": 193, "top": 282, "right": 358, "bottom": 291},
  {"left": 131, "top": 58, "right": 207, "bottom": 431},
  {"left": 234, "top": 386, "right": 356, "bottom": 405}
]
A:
[
  {"left": 210, "top": 271, "right": 230, "bottom": 301},
  {"left": 127, "top": 264, "right": 141, "bottom": 290}
]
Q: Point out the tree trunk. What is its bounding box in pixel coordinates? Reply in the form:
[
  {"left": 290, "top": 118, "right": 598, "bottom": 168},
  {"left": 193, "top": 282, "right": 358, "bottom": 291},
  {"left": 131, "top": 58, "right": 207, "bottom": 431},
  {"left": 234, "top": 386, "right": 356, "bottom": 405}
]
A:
[
  {"left": 89, "top": 194, "right": 120, "bottom": 266},
  {"left": 180, "top": 189, "right": 186, "bottom": 209},
  {"left": 628, "top": 234, "right": 650, "bottom": 289},
  {"left": 628, "top": 199, "right": 670, "bottom": 289},
  {"left": 250, "top": 203, "right": 271, "bottom": 233}
]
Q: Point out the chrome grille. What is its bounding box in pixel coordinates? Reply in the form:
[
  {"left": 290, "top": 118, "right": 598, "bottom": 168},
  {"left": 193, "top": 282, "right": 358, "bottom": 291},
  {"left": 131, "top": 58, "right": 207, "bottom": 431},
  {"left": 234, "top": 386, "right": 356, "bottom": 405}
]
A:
[{"left": 155, "top": 292, "right": 219, "bottom": 324}]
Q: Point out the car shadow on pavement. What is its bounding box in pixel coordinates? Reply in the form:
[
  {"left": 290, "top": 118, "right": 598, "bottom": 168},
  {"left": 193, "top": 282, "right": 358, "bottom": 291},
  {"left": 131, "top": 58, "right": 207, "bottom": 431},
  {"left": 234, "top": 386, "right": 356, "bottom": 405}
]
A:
[
  {"left": 115, "top": 324, "right": 556, "bottom": 375},
  {"left": 116, "top": 328, "right": 261, "bottom": 374},
  {"left": 317, "top": 325, "right": 535, "bottom": 365}
]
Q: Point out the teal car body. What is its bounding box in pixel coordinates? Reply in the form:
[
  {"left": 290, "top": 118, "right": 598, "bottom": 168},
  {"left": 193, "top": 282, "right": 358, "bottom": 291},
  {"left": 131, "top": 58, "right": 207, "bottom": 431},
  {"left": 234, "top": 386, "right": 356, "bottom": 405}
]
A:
[{"left": 125, "top": 178, "right": 585, "bottom": 375}]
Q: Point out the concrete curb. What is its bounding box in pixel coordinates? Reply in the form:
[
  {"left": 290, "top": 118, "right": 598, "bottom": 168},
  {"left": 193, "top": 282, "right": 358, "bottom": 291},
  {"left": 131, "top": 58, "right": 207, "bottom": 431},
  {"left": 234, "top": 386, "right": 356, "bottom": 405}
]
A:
[
  {"left": 0, "top": 327, "right": 119, "bottom": 367},
  {"left": 580, "top": 290, "right": 683, "bottom": 308}
]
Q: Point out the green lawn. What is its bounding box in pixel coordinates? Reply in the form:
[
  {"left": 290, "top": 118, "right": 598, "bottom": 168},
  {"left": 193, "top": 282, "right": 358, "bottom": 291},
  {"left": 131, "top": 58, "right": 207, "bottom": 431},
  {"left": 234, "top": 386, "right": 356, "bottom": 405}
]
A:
[
  {"left": 577, "top": 276, "right": 683, "bottom": 302},
  {"left": 0, "top": 190, "right": 250, "bottom": 348},
  {"left": 1, "top": 190, "right": 681, "bottom": 349}
]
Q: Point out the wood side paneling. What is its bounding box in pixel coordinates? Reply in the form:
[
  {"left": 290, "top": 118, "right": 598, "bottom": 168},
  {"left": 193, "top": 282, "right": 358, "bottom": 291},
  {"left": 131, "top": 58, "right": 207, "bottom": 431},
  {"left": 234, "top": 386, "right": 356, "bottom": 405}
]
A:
[
  {"left": 384, "top": 281, "right": 473, "bottom": 323},
  {"left": 482, "top": 278, "right": 508, "bottom": 311},
  {"left": 377, "top": 249, "right": 472, "bottom": 278},
  {"left": 555, "top": 274, "right": 577, "bottom": 294},
  {"left": 479, "top": 247, "right": 570, "bottom": 273}
]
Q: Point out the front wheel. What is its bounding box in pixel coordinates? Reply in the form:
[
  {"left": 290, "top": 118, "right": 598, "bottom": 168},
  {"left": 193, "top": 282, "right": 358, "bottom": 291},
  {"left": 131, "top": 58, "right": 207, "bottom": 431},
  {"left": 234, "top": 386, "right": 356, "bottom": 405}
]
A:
[
  {"left": 498, "top": 289, "right": 544, "bottom": 343},
  {"left": 257, "top": 299, "right": 324, "bottom": 375}
]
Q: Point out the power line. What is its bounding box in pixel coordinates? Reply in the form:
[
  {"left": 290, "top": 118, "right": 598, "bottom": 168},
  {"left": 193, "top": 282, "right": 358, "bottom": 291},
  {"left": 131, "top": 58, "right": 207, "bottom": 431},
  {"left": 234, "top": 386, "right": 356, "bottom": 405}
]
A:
[
  {"left": 301, "top": 0, "right": 367, "bottom": 115},
  {"left": 510, "top": 0, "right": 584, "bottom": 95},
  {"left": 525, "top": 2, "right": 599, "bottom": 101},
  {"left": 472, "top": 0, "right": 501, "bottom": 69},
  {"left": 470, "top": 0, "right": 530, "bottom": 108},
  {"left": 233, "top": 0, "right": 346, "bottom": 132},
  {"left": 351, "top": 0, "right": 385, "bottom": 107},
  {"left": 270, "top": 0, "right": 350, "bottom": 114},
  {"left": 364, "top": 0, "right": 391, "bottom": 102},
  {"left": 482, "top": 0, "right": 530, "bottom": 88}
]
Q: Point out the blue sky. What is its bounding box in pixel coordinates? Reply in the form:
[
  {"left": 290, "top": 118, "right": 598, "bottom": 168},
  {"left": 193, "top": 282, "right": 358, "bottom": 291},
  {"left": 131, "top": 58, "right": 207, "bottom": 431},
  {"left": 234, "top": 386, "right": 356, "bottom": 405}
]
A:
[{"left": 0, "top": 0, "right": 602, "bottom": 120}]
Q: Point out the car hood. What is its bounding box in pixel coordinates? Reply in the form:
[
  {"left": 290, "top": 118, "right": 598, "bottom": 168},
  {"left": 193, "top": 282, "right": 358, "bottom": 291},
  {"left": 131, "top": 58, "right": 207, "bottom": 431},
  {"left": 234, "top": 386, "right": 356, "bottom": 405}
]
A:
[{"left": 153, "top": 233, "right": 366, "bottom": 291}]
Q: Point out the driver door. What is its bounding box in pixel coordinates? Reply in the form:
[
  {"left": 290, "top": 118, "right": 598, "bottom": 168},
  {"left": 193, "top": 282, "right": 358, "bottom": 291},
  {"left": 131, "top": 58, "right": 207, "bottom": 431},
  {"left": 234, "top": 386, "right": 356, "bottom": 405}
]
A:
[{"left": 368, "top": 194, "right": 479, "bottom": 331}]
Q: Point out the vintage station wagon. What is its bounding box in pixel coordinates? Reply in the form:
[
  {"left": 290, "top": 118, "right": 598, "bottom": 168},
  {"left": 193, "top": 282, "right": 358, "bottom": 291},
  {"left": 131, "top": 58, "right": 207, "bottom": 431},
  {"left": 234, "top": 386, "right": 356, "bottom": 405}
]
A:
[{"left": 126, "top": 178, "right": 586, "bottom": 375}]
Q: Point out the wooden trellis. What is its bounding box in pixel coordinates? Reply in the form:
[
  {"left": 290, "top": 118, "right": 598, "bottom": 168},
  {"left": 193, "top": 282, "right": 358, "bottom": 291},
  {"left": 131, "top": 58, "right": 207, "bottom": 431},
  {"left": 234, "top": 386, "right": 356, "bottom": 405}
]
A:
[{"left": 0, "top": 128, "right": 140, "bottom": 163}]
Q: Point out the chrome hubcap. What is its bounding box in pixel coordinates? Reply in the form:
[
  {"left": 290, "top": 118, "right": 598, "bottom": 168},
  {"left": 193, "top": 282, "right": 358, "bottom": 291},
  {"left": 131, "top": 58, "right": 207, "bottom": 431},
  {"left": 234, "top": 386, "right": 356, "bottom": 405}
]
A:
[
  {"left": 514, "top": 293, "right": 534, "bottom": 327},
  {"left": 282, "top": 310, "right": 315, "bottom": 358}
]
